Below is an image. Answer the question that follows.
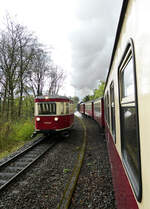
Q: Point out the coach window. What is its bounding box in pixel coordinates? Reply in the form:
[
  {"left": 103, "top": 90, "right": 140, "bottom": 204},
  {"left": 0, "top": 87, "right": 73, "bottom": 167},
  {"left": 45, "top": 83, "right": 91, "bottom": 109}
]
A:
[
  {"left": 107, "top": 92, "right": 110, "bottom": 126},
  {"left": 110, "top": 82, "right": 116, "bottom": 142},
  {"left": 104, "top": 95, "right": 107, "bottom": 121},
  {"left": 95, "top": 101, "right": 100, "bottom": 114},
  {"left": 118, "top": 40, "right": 142, "bottom": 201}
]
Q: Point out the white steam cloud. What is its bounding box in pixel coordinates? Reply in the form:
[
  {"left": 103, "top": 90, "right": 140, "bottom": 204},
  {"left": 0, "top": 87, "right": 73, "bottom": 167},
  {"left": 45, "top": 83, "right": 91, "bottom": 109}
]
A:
[{"left": 69, "top": 0, "right": 122, "bottom": 98}]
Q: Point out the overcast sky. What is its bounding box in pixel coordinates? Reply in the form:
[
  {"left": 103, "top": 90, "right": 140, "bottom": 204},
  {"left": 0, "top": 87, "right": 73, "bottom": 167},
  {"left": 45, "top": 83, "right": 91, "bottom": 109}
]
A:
[{"left": 0, "top": 0, "right": 122, "bottom": 98}]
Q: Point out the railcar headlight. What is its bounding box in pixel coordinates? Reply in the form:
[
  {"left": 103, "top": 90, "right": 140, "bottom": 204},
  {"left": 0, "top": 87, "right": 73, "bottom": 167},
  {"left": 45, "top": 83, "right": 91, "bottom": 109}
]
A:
[
  {"left": 54, "top": 117, "right": 59, "bottom": 122},
  {"left": 36, "top": 117, "right": 40, "bottom": 121}
]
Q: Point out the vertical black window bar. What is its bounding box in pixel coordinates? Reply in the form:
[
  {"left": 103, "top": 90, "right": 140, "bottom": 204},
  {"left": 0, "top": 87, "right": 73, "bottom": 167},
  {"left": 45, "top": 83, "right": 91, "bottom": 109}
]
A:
[
  {"left": 107, "top": 93, "right": 110, "bottom": 127},
  {"left": 104, "top": 96, "right": 107, "bottom": 122},
  {"left": 110, "top": 82, "right": 116, "bottom": 142}
]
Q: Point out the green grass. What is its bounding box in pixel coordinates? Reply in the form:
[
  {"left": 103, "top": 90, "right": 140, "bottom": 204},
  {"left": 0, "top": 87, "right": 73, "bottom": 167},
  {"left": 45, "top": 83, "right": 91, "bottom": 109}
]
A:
[
  {"left": 0, "top": 118, "right": 34, "bottom": 160},
  {"left": 11, "top": 119, "right": 34, "bottom": 141}
]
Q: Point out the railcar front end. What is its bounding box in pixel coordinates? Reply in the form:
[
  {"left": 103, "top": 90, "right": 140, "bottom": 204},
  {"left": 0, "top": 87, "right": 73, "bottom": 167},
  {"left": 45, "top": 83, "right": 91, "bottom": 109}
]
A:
[{"left": 34, "top": 96, "right": 74, "bottom": 134}]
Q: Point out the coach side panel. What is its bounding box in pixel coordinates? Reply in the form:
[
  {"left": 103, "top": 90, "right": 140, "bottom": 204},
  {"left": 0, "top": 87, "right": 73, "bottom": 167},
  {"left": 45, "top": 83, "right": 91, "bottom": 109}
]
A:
[{"left": 104, "top": 1, "right": 150, "bottom": 208}]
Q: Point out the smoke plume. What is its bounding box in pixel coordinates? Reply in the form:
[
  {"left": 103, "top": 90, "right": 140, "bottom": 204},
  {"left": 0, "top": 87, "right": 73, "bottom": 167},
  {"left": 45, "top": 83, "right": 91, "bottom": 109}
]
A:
[{"left": 70, "top": 0, "right": 122, "bottom": 98}]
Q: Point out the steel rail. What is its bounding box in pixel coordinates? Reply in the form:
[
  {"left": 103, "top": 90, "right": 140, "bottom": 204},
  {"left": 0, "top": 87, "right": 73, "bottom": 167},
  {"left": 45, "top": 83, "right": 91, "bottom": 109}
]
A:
[
  {"left": 0, "top": 136, "right": 56, "bottom": 192},
  {"left": 0, "top": 136, "right": 45, "bottom": 167}
]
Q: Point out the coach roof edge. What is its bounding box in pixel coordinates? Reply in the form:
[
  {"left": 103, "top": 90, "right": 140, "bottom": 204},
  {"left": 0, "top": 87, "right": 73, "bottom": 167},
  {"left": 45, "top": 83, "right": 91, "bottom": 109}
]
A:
[{"left": 104, "top": 0, "right": 129, "bottom": 91}]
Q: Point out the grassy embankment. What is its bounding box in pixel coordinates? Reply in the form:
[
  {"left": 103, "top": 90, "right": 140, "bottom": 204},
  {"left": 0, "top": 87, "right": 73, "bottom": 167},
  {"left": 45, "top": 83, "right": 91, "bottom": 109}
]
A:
[{"left": 0, "top": 119, "right": 34, "bottom": 160}]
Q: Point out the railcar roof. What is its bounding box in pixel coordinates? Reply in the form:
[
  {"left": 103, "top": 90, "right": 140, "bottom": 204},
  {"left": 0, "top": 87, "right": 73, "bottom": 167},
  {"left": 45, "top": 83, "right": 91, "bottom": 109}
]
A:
[{"left": 35, "top": 95, "right": 70, "bottom": 100}]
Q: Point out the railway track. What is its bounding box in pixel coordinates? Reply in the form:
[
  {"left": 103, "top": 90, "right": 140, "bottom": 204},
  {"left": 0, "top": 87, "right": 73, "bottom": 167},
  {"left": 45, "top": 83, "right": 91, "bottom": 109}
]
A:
[
  {"left": 0, "top": 136, "right": 57, "bottom": 192},
  {"left": 57, "top": 116, "right": 87, "bottom": 209}
]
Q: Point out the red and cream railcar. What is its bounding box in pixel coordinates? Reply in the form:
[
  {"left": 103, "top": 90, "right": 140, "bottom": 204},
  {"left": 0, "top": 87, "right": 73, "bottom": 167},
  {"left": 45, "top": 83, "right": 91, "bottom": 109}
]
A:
[
  {"left": 104, "top": 0, "right": 150, "bottom": 208},
  {"left": 93, "top": 98, "right": 105, "bottom": 128},
  {"left": 34, "top": 95, "right": 74, "bottom": 134}
]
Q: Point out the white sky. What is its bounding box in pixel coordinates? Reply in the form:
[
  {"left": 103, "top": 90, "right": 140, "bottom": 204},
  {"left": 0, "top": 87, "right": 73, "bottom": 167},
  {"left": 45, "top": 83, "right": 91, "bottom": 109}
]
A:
[{"left": 0, "top": 0, "right": 122, "bottom": 99}]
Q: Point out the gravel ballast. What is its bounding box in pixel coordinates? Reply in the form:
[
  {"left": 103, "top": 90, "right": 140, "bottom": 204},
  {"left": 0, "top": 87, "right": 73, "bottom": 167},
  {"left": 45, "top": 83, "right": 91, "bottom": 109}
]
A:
[
  {"left": 0, "top": 117, "right": 84, "bottom": 209},
  {"left": 0, "top": 114, "right": 116, "bottom": 209},
  {"left": 69, "top": 115, "right": 116, "bottom": 209}
]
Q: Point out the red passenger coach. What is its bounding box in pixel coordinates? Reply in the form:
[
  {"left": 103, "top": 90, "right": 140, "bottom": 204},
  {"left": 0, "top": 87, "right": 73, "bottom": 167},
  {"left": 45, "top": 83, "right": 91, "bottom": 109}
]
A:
[
  {"left": 79, "top": 102, "right": 85, "bottom": 114},
  {"left": 78, "top": 0, "right": 150, "bottom": 207},
  {"left": 85, "top": 100, "right": 94, "bottom": 118},
  {"left": 34, "top": 95, "right": 74, "bottom": 134},
  {"left": 93, "top": 97, "right": 104, "bottom": 128},
  {"left": 79, "top": 98, "right": 104, "bottom": 129}
]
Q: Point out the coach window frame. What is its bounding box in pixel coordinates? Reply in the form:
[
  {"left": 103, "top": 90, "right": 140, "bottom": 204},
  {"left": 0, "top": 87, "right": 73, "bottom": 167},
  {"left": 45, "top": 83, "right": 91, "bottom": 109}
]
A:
[
  {"left": 94, "top": 100, "right": 101, "bottom": 116},
  {"left": 105, "top": 91, "right": 110, "bottom": 127},
  {"left": 104, "top": 95, "right": 107, "bottom": 122},
  {"left": 110, "top": 81, "right": 116, "bottom": 143},
  {"left": 104, "top": 94, "right": 107, "bottom": 122},
  {"left": 107, "top": 92, "right": 110, "bottom": 127},
  {"left": 118, "top": 38, "right": 142, "bottom": 202}
]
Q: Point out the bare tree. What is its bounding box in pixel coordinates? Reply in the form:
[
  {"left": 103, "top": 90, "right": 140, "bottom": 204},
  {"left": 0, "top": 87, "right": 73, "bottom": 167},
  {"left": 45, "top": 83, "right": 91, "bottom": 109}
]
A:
[
  {"left": 0, "top": 24, "right": 19, "bottom": 119},
  {"left": 47, "top": 65, "right": 65, "bottom": 95},
  {"left": 16, "top": 26, "right": 35, "bottom": 117},
  {"left": 0, "top": 15, "right": 37, "bottom": 119},
  {"left": 27, "top": 46, "right": 50, "bottom": 96},
  {"left": 0, "top": 14, "right": 66, "bottom": 121}
]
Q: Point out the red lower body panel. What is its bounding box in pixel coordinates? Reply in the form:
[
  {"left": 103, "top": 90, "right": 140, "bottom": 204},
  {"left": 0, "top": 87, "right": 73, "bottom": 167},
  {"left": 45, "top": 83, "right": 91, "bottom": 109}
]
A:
[
  {"left": 35, "top": 115, "right": 74, "bottom": 131},
  {"left": 94, "top": 112, "right": 104, "bottom": 128},
  {"left": 85, "top": 110, "right": 92, "bottom": 117},
  {"left": 105, "top": 125, "right": 139, "bottom": 209}
]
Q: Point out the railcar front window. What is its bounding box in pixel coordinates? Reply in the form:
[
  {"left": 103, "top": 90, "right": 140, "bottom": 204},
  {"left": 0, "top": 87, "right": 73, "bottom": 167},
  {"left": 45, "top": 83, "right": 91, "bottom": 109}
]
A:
[{"left": 38, "top": 103, "right": 56, "bottom": 115}]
